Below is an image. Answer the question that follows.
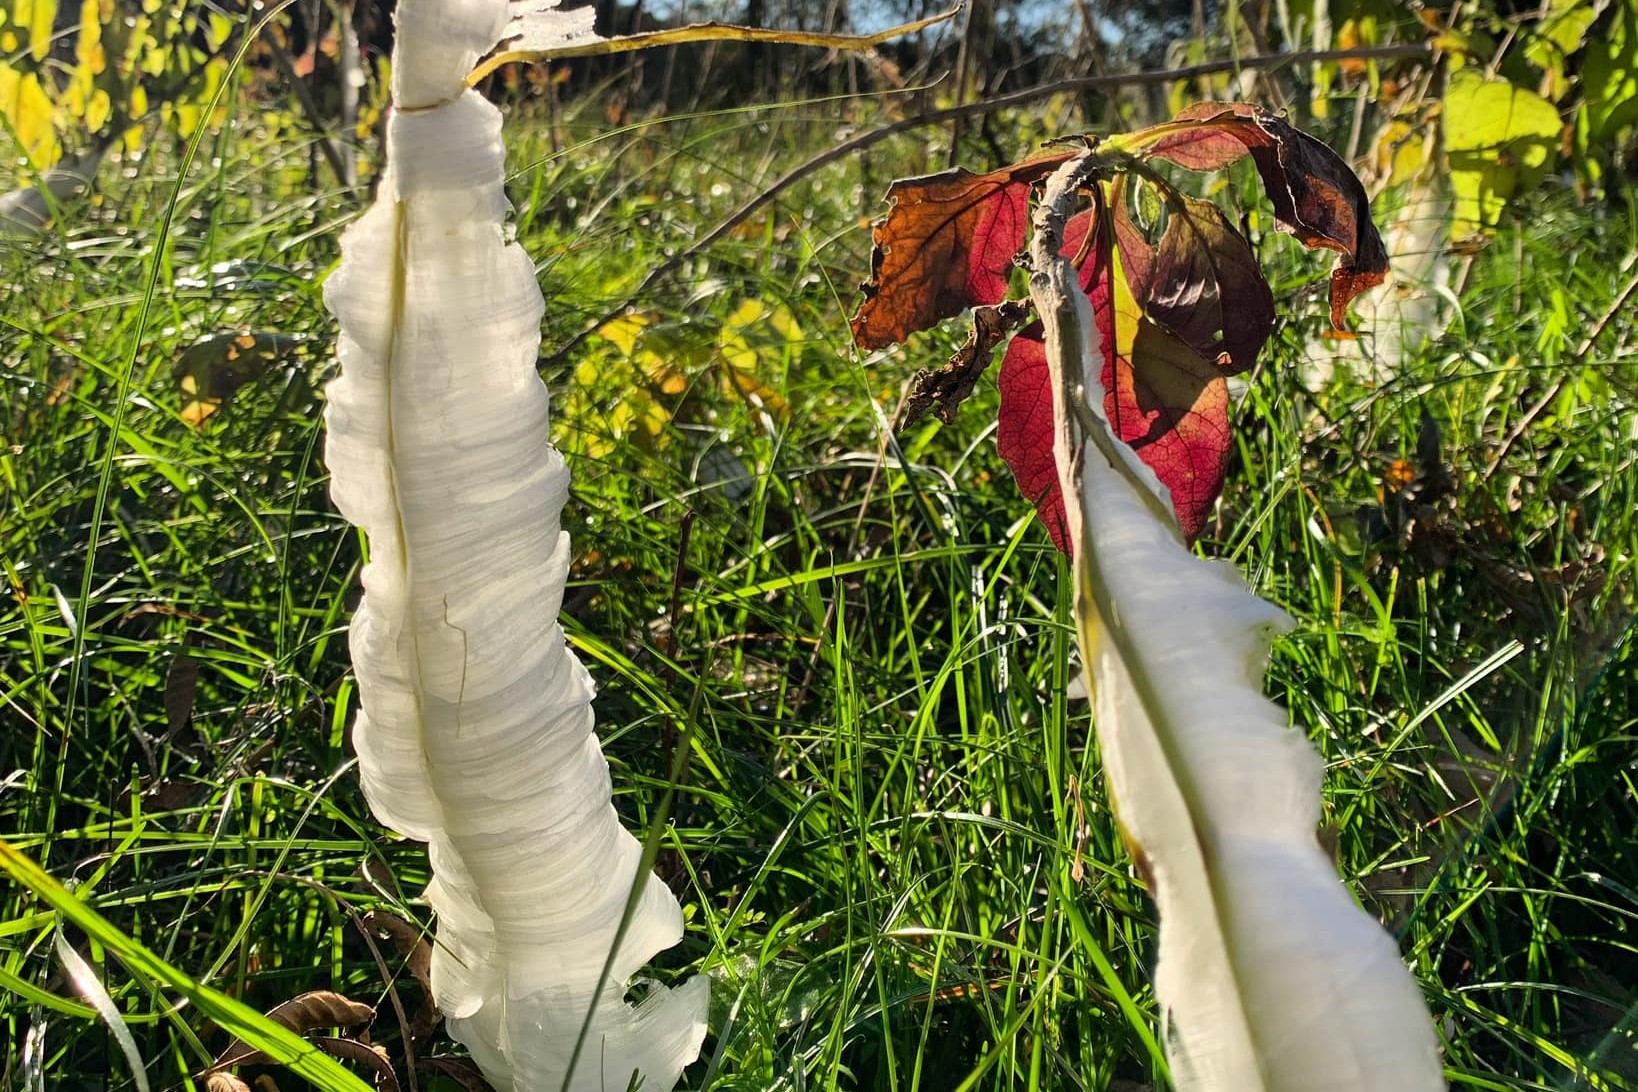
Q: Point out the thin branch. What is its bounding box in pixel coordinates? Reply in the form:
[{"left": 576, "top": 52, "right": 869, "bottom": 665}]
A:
[
  {"left": 469, "top": 7, "right": 961, "bottom": 85},
  {"left": 261, "top": 23, "right": 355, "bottom": 199},
  {"left": 1484, "top": 265, "right": 1638, "bottom": 480},
  {"left": 544, "top": 41, "right": 1431, "bottom": 368}
]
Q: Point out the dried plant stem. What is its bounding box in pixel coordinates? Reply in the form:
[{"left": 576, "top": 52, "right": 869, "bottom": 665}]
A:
[{"left": 468, "top": 7, "right": 960, "bottom": 85}]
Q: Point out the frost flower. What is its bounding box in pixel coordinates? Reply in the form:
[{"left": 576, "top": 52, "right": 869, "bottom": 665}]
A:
[
  {"left": 1029, "top": 153, "right": 1445, "bottom": 1092},
  {"left": 322, "top": 2, "right": 707, "bottom": 1089}
]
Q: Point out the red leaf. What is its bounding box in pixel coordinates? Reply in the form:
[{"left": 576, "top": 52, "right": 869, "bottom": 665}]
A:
[
  {"left": 1109, "top": 319, "right": 1232, "bottom": 542},
  {"left": 1142, "top": 193, "right": 1274, "bottom": 373},
  {"left": 851, "top": 153, "right": 1072, "bottom": 349},
  {"left": 1135, "top": 102, "right": 1389, "bottom": 333},
  {"left": 998, "top": 210, "right": 1231, "bottom": 550},
  {"left": 1110, "top": 181, "right": 1156, "bottom": 295},
  {"left": 1139, "top": 126, "right": 1250, "bottom": 171},
  {"left": 996, "top": 210, "right": 1110, "bottom": 552},
  {"left": 997, "top": 328, "right": 1068, "bottom": 550}
]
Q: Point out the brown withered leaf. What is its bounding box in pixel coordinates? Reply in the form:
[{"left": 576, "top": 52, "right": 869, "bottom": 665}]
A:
[
  {"left": 1135, "top": 102, "right": 1389, "bottom": 333},
  {"left": 904, "top": 299, "right": 1033, "bottom": 425},
  {"left": 164, "top": 653, "right": 199, "bottom": 739},
  {"left": 1140, "top": 193, "right": 1274, "bottom": 374},
  {"left": 314, "top": 1037, "right": 399, "bottom": 1092},
  {"left": 422, "top": 1056, "right": 498, "bottom": 1092},
  {"left": 851, "top": 153, "right": 1072, "bottom": 349},
  {"left": 174, "top": 332, "right": 307, "bottom": 427},
  {"left": 361, "top": 911, "right": 432, "bottom": 996},
  {"left": 359, "top": 910, "right": 439, "bottom": 1042},
  {"left": 206, "top": 1073, "right": 252, "bottom": 1092},
  {"left": 214, "top": 990, "right": 375, "bottom": 1069}
]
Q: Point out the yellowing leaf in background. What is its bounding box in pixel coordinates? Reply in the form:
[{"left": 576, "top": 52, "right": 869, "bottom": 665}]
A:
[
  {"left": 595, "top": 312, "right": 651, "bottom": 357},
  {"left": 716, "top": 298, "right": 796, "bottom": 420},
  {"left": 1525, "top": 0, "right": 1599, "bottom": 101},
  {"left": 75, "top": 0, "right": 104, "bottom": 72},
  {"left": 0, "top": 62, "right": 61, "bottom": 166},
  {"left": 1368, "top": 117, "right": 1432, "bottom": 190},
  {"left": 1444, "top": 71, "right": 1563, "bottom": 237},
  {"left": 14, "top": 0, "right": 54, "bottom": 61},
  {"left": 1581, "top": 0, "right": 1638, "bottom": 144}
]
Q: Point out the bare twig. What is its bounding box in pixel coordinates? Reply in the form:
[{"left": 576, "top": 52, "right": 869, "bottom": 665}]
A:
[
  {"left": 260, "top": 21, "right": 355, "bottom": 198},
  {"left": 1483, "top": 265, "right": 1638, "bottom": 480},
  {"left": 544, "top": 42, "right": 1431, "bottom": 368},
  {"left": 469, "top": 7, "right": 961, "bottom": 85}
]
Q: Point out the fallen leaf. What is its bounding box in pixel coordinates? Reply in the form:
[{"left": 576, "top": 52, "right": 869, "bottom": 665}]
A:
[
  {"left": 164, "top": 654, "right": 198, "bottom": 739},
  {"left": 420, "top": 1056, "right": 498, "bottom": 1092},
  {"left": 314, "top": 1037, "right": 398, "bottom": 1092},
  {"left": 851, "top": 153, "right": 1072, "bottom": 349},
  {"left": 174, "top": 332, "right": 307, "bottom": 427},
  {"left": 361, "top": 910, "right": 439, "bottom": 1041},
  {"left": 213, "top": 990, "right": 374, "bottom": 1069},
  {"left": 361, "top": 911, "right": 432, "bottom": 997}
]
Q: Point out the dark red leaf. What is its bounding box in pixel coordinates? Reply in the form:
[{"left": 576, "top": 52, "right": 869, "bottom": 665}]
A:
[
  {"left": 1110, "top": 180, "right": 1156, "bottom": 295},
  {"left": 1144, "top": 194, "right": 1274, "bottom": 373},
  {"left": 1134, "top": 102, "right": 1389, "bottom": 333},
  {"left": 851, "top": 153, "right": 1072, "bottom": 349}
]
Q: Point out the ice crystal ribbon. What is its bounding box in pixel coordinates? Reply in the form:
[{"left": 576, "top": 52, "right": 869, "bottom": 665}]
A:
[
  {"left": 322, "top": 2, "right": 707, "bottom": 1089},
  {"left": 1029, "top": 153, "right": 1444, "bottom": 1092}
]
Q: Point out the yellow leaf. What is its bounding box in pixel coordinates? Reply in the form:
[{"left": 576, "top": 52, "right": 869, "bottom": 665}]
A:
[
  {"left": 84, "top": 86, "right": 107, "bottom": 130},
  {"left": 639, "top": 353, "right": 688, "bottom": 396},
  {"left": 123, "top": 83, "right": 145, "bottom": 150},
  {"left": 720, "top": 363, "right": 788, "bottom": 418},
  {"left": 718, "top": 329, "right": 757, "bottom": 374},
  {"left": 0, "top": 62, "right": 62, "bottom": 166},
  {"left": 75, "top": 0, "right": 103, "bottom": 74},
  {"left": 1369, "top": 119, "right": 1431, "bottom": 189},
  {"left": 722, "top": 298, "right": 768, "bottom": 330},
  {"left": 594, "top": 312, "right": 651, "bottom": 357},
  {"left": 16, "top": 0, "right": 54, "bottom": 60},
  {"left": 635, "top": 394, "right": 671, "bottom": 438},
  {"left": 1444, "top": 71, "right": 1563, "bottom": 236}
]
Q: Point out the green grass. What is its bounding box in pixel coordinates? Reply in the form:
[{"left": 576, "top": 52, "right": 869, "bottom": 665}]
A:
[{"left": 2, "top": 85, "right": 1635, "bottom": 1091}]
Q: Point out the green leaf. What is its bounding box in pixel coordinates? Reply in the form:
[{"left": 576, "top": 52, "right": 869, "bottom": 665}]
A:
[
  {"left": 1525, "top": 0, "right": 1600, "bottom": 100},
  {"left": 1581, "top": 0, "right": 1638, "bottom": 142},
  {"left": 1443, "top": 71, "right": 1563, "bottom": 236}
]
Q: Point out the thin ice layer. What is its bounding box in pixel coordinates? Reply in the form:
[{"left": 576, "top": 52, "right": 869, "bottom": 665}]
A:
[{"left": 322, "top": 2, "right": 707, "bottom": 1089}]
